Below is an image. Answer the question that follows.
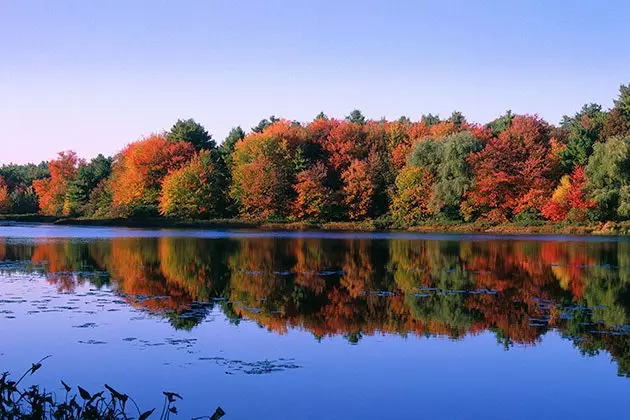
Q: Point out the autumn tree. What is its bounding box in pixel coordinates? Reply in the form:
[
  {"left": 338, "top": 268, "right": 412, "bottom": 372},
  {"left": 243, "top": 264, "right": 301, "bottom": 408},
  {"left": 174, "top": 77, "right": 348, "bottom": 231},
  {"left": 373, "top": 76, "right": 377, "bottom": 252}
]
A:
[
  {"left": 341, "top": 159, "right": 374, "bottom": 220},
  {"left": 468, "top": 115, "right": 558, "bottom": 222},
  {"left": 32, "top": 151, "right": 81, "bottom": 216},
  {"left": 292, "top": 162, "right": 333, "bottom": 220},
  {"left": 390, "top": 166, "right": 434, "bottom": 225},
  {"left": 542, "top": 166, "right": 595, "bottom": 222},
  {"left": 159, "top": 150, "right": 228, "bottom": 219},
  {"left": 230, "top": 121, "right": 305, "bottom": 219},
  {"left": 585, "top": 135, "right": 630, "bottom": 220},
  {"left": 166, "top": 118, "right": 215, "bottom": 150},
  {"left": 109, "top": 135, "right": 195, "bottom": 216},
  {"left": 0, "top": 176, "right": 11, "bottom": 213}
]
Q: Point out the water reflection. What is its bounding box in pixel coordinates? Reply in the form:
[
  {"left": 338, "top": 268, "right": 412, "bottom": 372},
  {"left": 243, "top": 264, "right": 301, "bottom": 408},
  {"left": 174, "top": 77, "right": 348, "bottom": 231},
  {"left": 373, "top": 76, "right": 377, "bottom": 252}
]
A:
[{"left": 2, "top": 236, "right": 630, "bottom": 376}]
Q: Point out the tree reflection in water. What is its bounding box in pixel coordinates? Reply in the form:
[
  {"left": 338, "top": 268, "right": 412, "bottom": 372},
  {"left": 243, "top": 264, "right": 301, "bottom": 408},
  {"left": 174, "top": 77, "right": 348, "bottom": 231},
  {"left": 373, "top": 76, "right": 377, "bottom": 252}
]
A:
[{"left": 2, "top": 236, "right": 630, "bottom": 376}]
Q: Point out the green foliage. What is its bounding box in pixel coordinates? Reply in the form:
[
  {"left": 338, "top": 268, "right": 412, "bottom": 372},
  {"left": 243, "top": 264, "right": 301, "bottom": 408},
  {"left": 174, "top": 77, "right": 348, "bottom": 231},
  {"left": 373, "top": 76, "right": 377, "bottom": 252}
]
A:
[
  {"left": 9, "top": 186, "right": 39, "bottom": 214},
  {"left": 166, "top": 118, "right": 215, "bottom": 150},
  {"left": 159, "top": 150, "right": 228, "bottom": 219},
  {"left": 409, "top": 131, "right": 482, "bottom": 219},
  {"left": 65, "top": 155, "right": 112, "bottom": 216},
  {"left": 0, "top": 359, "right": 224, "bottom": 419},
  {"left": 559, "top": 103, "right": 607, "bottom": 170},
  {"left": 586, "top": 135, "right": 630, "bottom": 220},
  {"left": 0, "top": 162, "right": 49, "bottom": 189},
  {"left": 421, "top": 113, "right": 440, "bottom": 127},
  {"left": 251, "top": 115, "right": 279, "bottom": 133},
  {"left": 345, "top": 109, "right": 366, "bottom": 125},
  {"left": 486, "top": 110, "right": 515, "bottom": 136},
  {"left": 220, "top": 126, "right": 245, "bottom": 166}
]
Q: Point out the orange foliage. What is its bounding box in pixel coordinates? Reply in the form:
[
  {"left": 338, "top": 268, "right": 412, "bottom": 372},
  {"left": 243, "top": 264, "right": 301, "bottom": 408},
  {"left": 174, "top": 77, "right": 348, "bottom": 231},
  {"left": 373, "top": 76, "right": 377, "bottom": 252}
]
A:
[
  {"left": 32, "top": 151, "right": 81, "bottom": 216},
  {"left": 110, "top": 135, "right": 195, "bottom": 213},
  {"left": 341, "top": 159, "right": 374, "bottom": 220},
  {"left": 0, "top": 176, "right": 10, "bottom": 213},
  {"left": 292, "top": 163, "right": 332, "bottom": 220}
]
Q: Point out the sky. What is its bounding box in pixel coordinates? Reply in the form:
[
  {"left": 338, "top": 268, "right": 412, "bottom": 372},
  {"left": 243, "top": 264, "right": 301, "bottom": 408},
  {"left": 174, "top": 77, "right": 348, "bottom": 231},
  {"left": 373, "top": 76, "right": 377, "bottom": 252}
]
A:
[{"left": 1, "top": 0, "right": 629, "bottom": 164}]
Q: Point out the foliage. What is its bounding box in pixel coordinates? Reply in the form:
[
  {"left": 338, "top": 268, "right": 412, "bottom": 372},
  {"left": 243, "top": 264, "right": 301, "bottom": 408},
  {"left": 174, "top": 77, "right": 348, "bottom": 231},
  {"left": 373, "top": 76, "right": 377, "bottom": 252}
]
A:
[
  {"left": 166, "top": 118, "right": 215, "bottom": 150},
  {"left": 585, "top": 135, "right": 630, "bottom": 220},
  {"left": 602, "top": 85, "right": 630, "bottom": 139},
  {"left": 159, "top": 150, "right": 228, "bottom": 219},
  {"left": 390, "top": 165, "right": 433, "bottom": 225},
  {"left": 0, "top": 176, "right": 11, "bottom": 213},
  {"left": 0, "top": 162, "right": 49, "bottom": 189},
  {"left": 341, "top": 159, "right": 374, "bottom": 220},
  {"left": 219, "top": 126, "right": 245, "bottom": 167},
  {"left": 65, "top": 155, "right": 112, "bottom": 216},
  {"left": 230, "top": 121, "right": 304, "bottom": 219},
  {"left": 558, "top": 103, "right": 607, "bottom": 171},
  {"left": 0, "top": 358, "right": 224, "bottom": 419},
  {"left": 251, "top": 115, "right": 280, "bottom": 133},
  {"left": 32, "top": 151, "right": 82, "bottom": 216},
  {"left": 407, "top": 131, "right": 482, "bottom": 219},
  {"left": 468, "top": 115, "right": 558, "bottom": 222},
  {"left": 345, "top": 109, "right": 366, "bottom": 125},
  {"left": 7, "top": 82, "right": 630, "bottom": 226},
  {"left": 292, "top": 162, "right": 334, "bottom": 220},
  {"left": 542, "top": 166, "right": 595, "bottom": 222},
  {"left": 110, "top": 135, "right": 195, "bottom": 217}
]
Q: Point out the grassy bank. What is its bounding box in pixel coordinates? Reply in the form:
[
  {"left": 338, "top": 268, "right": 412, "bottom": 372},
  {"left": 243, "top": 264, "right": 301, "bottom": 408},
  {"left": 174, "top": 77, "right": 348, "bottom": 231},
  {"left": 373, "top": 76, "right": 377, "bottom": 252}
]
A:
[{"left": 3, "top": 214, "right": 630, "bottom": 235}]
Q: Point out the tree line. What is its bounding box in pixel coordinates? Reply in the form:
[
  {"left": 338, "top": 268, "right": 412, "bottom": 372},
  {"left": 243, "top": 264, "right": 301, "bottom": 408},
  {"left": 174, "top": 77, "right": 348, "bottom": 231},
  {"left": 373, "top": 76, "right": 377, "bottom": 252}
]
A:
[{"left": 2, "top": 84, "right": 630, "bottom": 225}]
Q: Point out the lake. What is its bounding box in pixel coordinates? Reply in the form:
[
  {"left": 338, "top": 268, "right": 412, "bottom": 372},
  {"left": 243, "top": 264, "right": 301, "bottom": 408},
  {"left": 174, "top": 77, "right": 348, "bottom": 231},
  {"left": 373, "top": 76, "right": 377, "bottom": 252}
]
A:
[{"left": 1, "top": 225, "right": 630, "bottom": 419}]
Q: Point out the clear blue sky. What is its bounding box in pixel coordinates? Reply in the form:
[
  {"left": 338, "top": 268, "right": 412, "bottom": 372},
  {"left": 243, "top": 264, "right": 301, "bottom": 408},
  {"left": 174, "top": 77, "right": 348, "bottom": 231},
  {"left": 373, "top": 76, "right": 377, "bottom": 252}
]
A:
[{"left": 1, "top": 0, "right": 629, "bottom": 164}]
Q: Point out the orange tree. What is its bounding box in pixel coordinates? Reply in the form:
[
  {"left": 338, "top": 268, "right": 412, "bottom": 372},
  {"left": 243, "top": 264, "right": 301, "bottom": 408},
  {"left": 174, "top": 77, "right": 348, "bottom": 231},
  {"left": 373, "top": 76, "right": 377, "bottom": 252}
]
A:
[{"left": 109, "top": 134, "right": 195, "bottom": 216}]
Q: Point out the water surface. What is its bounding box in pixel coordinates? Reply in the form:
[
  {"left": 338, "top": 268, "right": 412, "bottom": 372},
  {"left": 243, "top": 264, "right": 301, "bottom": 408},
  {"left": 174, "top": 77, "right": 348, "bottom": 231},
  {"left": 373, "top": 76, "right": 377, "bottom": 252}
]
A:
[{"left": 1, "top": 225, "right": 630, "bottom": 419}]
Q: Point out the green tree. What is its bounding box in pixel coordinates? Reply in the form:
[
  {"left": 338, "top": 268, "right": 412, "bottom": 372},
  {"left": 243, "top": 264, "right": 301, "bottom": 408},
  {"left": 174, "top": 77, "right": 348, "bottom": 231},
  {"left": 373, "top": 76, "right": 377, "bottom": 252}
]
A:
[
  {"left": 220, "top": 126, "right": 245, "bottom": 167},
  {"left": 408, "top": 131, "right": 482, "bottom": 219},
  {"left": 486, "top": 110, "right": 515, "bottom": 136},
  {"left": 586, "top": 135, "right": 630, "bottom": 220},
  {"left": 345, "top": 109, "right": 366, "bottom": 125},
  {"left": 159, "top": 150, "right": 228, "bottom": 219},
  {"left": 602, "top": 84, "right": 630, "bottom": 139},
  {"left": 166, "top": 118, "right": 215, "bottom": 150},
  {"left": 252, "top": 115, "right": 280, "bottom": 133},
  {"left": 65, "top": 154, "right": 112, "bottom": 216},
  {"left": 559, "top": 103, "right": 607, "bottom": 171},
  {"left": 421, "top": 113, "right": 440, "bottom": 127}
]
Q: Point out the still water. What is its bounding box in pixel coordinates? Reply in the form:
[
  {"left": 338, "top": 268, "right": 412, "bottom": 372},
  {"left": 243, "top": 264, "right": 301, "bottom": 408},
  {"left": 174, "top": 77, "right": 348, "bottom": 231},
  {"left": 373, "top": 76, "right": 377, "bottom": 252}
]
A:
[{"left": 1, "top": 224, "right": 630, "bottom": 419}]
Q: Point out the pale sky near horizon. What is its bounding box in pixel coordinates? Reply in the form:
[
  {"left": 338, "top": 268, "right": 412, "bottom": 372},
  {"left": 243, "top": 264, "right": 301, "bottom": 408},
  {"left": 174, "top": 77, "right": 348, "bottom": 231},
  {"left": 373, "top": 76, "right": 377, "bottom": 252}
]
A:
[{"left": 1, "top": 0, "right": 629, "bottom": 164}]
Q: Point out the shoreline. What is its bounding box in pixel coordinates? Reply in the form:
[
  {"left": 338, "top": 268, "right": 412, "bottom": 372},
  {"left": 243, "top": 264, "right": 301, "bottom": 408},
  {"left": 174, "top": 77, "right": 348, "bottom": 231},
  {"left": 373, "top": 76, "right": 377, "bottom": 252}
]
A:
[{"left": 1, "top": 214, "right": 629, "bottom": 236}]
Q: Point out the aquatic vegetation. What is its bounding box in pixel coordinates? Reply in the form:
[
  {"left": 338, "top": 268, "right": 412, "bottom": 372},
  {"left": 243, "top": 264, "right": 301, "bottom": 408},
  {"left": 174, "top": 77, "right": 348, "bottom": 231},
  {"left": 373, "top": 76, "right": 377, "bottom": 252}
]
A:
[{"left": 0, "top": 357, "right": 225, "bottom": 419}]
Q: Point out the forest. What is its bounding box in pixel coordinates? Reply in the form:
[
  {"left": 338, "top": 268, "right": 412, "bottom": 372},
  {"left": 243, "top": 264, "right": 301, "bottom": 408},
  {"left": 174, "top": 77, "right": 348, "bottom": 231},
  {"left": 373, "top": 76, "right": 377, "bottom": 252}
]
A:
[{"left": 2, "top": 84, "right": 630, "bottom": 228}]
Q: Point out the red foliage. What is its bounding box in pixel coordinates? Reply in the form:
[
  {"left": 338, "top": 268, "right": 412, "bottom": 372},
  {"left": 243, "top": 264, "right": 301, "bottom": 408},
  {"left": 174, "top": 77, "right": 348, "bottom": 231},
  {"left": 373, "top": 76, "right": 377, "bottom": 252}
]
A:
[
  {"left": 468, "top": 115, "right": 558, "bottom": 221},
  {"left": 542, "top": 166, "right": 595, "bottom": 222},
  {"left": 325, "top": 122, "right": 367, "bottom": 172}
]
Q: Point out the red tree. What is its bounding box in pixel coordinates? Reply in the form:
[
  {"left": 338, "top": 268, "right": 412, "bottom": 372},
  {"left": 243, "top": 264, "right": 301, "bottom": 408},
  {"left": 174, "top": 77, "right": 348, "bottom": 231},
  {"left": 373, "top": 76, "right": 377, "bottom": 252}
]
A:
[{"left": 468, "top": 115, "right": 559, "bottom": 222}]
